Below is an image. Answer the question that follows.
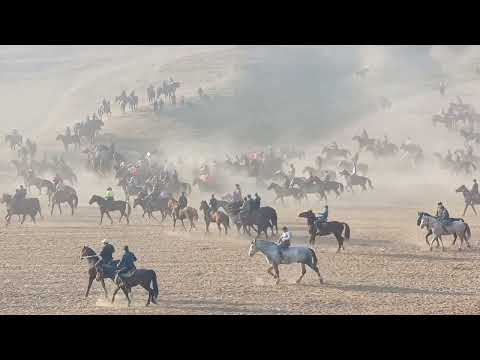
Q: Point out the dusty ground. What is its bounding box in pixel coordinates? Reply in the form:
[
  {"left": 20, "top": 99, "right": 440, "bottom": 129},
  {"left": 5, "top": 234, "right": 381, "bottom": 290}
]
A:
[{"left": 1, "top": 199, "right": 480, "bottom": 315}]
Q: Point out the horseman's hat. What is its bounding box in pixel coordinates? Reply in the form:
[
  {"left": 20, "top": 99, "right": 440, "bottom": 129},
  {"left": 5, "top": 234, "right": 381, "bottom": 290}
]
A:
[
  {"left": 438, "top": 202, "right": 443, "bottom": 206},
  {"left": 102, "top": 239, "right": 109, "bottom": 244},
  {"left": 282, "top": 226, "right": 288, "bottom": 231},
  {"left": 107, "top": 187, "right": 112, "bottom": 191}
]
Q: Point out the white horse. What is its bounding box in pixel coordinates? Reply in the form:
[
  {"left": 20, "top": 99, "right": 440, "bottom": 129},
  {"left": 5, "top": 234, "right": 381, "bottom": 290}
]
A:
[
  {"left": 248, "top": 239, "right": 324, "bottom": 285},
  {"left": 418, "top": 213, "right": 471, "bottom": 251}
]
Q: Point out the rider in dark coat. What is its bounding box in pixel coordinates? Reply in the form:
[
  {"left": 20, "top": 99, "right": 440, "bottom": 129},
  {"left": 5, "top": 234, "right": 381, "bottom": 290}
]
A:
[
  {"left": 178, "top": 192, "right": 188, "bottom": 209},
  {"left": 471, "top": 179, "right": 479, "bottom": 198},
  {"left": 116, "top": 246, "right": 137, "bottom": 284},
  {"left": 209, "top": 194, "right": 218, "bottom": 213},
  {"left": 99, "top": 239, "right": 115, "bottom": 265},
  {"left": 253, "top": 193, "right": 261, "bottom": 210}
]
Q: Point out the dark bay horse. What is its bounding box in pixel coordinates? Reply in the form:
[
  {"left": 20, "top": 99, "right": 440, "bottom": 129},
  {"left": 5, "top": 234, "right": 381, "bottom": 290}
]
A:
[
  {"left": 199, "top": 200, "right": 230, "bottom": 235},
  {"left": 80, "top": 246, "right": 119, "bottom": 298},
  {"left": 133, "top": 192, "right": 172, "bottom": 222},
  {"left": 298, "top": 210, "right": 350, "bottom": 252},
  {"left": 51, "top": 189, "right": 78, "bottom": 216},
  {"left": 96, "top": 266, "right": 159, "bottom": 306},
  {"left": 88, "top": 195, "right": 131, "bottom": 225},
  {"left": 1, "top": 194, "right": 42, "bottom": 225}
]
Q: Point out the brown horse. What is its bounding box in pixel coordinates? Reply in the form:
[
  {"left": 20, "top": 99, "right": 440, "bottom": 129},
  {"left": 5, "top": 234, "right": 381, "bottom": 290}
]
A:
[
  {"left": 51, "top": 189, "right": 78, "bottom": 216},
  {"left": 199, "top": 200, "right": 230, "bottom": 235},
  {"left": 168, "top": 199, "right": 198, "bottom": 231},
  {"left": 80, "top": 246, "right": 119, "bottom": 298}
]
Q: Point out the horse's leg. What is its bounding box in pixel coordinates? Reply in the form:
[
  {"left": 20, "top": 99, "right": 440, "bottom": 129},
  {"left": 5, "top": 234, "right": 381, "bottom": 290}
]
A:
[
  {"left": 70, "top": 201, "right": 74, "bottom": 216},
  {"left": 471, "top": 203, "right": 477, "bottom": 215},
  {"left": 101, "top": 278, "right": 108, "bottom": 299},
  {"left": 335, "top": 233, "right": 344, "bottom": 253},
  {"left": 425, "top": 229, "right": 432, "bottom": 246},
  {"left": 119, "top": 211, "right": 124, "bottom": 223},
  {"left": 58, "top": 203, "right": 62, "bottom": 215},
  {"left": 140, "top": 284, "right": 152, "bottom": 306},
  {"left": 266, "top": 266, "right": 275, "bottom": 278},
  {"left": 181, "top": 219, "right": 187, "bottom": 232},
  {"left": 439, "top": 236, "right": 445, "bottom": 252},
  {"left": 106, "top": 211, "right": 113, "bottom": 225},
  {"left": 50, "top": 202, "right": 55, "bottom": 216},
  {"left": 111, "top": 285, "right": 121, "bottom": 304},
  {"left": 273, "top": 264, "right": 280, "bottom": 285},
  {"left": 85, "top": 272, "right": 95, "bottom": 298},
  {"left": 296, "top": 263, "right": 307, "bottom": 284},
  {"left": 121, "top": 287, "right": 131, "bottom": 306},
  {"left": 99, "top": 210, "right": 104, "bottom": 225},
  {"left": 21, "top": 214, "right": 26, "bottom": 224}
]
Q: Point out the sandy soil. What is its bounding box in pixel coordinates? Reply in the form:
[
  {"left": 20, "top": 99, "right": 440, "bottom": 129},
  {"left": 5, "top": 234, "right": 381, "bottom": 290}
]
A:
[{"left": 1, "top": 200, "right": 480, "bottom": 315}]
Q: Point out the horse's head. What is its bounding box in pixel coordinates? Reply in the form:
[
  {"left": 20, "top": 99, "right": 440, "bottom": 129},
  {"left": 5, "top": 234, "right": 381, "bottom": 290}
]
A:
[
  {"left": 416, "top": 212, "right": 424, "bottom": 226},
  {"left": 298, "top": 210, "right": 315, "bottom": 219},
  {"left": 248, "top": 239, "right": 258, "bottom": 257},
  {"left": 1, "top": 193, "right": 11, "bottom": 204},
  {"left": 88, "top": 195, "right": 98, "bottom": 205},
  {"left": 419, "top": 216, "right": 429, "bottom": 230},
  {"left": 56, "top": 135, "right": 62, "bottom": 141},
  {"left": 267, "top": 183, "right": 275, "bottom": 190},
  {"left": 192, "top": 209, "right": 199, "bottom": 221},
  {"left": 339, "top": 169, "right": 349, "bottom": 176},
  {"left": 200, "top": 200, "right": 208, "bottom": 211},
  {"left": 456, "top": 185, "right": 467, "bottom": 193}
]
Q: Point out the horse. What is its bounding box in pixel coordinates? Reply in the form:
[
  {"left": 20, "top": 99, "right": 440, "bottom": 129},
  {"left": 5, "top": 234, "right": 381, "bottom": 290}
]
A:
[
  {"left": 456, "top": 185, "right": 480, "bottom": 215},
  {"left": 199, "top": 200, "right": 230, "bottom": 235},
  {"left": 5, "top": 134, "right": 22, "bottom": 150},
  {"left": 267, "top": 182, "right": 307, "bottom": 205},
  {"left": 118, "top": 177, "right": 145, "bottom": 202},
  {"left": 51, "top": 189, "right": 78, "bottom": 216},
  {"left": 24, "top": 175, "right": 51, "bottom": 195},
  {"left": 298, "top": 210, "right": 350, "bottom": 252},
  {"left": 337, "top": 160, "right": 368, "bottom": 176},
  {"left": 88, "top": 195, "right": 131, "bottom": 225},
  {"left": 80, "top": 246, "right": 119, "bottom": 299},
  {"left": 339, "top": 169, "right": 373, "bottom": 193},
  {"left": 290, "top": 177, "right": 328, "bottom": 201},
  {"left": 416, "top": 212, "right": 463, "bottom": 249},
  {"left": 133, "top": 193, "right": 171, "bottom": 222},
  {"left": 418, "top": 213, "right": 471, "bottom": 251},
  {"left": 352, "top": 135, "right": 375, "bottom": 151},
  {"left": 1, "top": 193, "right": 42, "bottom": 225},
  {"left": 321, "top": 147, "right": 351, "bottom": 160},
  {"left": 168, "top": 199, "right": 198, "bottom": 231},
  {"left": 97, "top": 265, "right": 159, "bottom": 307},
  {"left": 56, "top": 134, "right": 81, "bottom": 152},
  {"left": 248, "top": 239, "right": 324, "bottom": 285}
]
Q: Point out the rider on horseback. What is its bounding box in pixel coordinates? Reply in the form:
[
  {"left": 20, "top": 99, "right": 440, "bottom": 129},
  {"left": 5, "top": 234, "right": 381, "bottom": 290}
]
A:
[
  {"left": 436, "top": 202, "right": 451, "bottom": 233},
  {"left": 96, "top": 239, "right": 116, "bottom": 276},
  {"left": 65, "top": 127, "right": 71, "bottom": 137},
  {"left": 253, "top": 193, "right": 261, "bottom": 210},
  {"left": 105, "top": 187, "right": 114, "bottom": 207},
  {"left": 315, "top": 205, "right": 329, "bottom": 231},
  {"left": 115, "top": 246, "right": 137, "bottom": 286},
  {"left": 209, "top": 194, "right": 218, "bottom": 215},
  {"left": 12, "top": 185, "right": 27, "bottom": 205},
  {"left": 472, "top": 179, "right": 479, "bottom": 198},
  {"left": 233, "top": 184, "right": 243, "bottom": 206},
  {"left": 277, "top": 226, "right": 292, "bottom": 261},
  {"left": 288, "top": 164, "right": 296, "bottom": 188},
  {"left": 179, "top": 192, "right": 188, "bottom": 209}
]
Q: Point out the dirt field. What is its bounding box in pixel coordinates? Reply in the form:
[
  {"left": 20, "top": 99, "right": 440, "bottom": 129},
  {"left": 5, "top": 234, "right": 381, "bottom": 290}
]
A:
[{"left": 2, "top": 199, "right": 480, "bottom": 315}]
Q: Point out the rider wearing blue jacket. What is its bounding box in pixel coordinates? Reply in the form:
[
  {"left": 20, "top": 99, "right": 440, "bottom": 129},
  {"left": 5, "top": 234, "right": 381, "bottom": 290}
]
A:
[
  {"left": 315, "top": 205, "right": 329, "bottom": 230},
  {"left": 116, "top": 246, "right": 137, "bottom": 284}
]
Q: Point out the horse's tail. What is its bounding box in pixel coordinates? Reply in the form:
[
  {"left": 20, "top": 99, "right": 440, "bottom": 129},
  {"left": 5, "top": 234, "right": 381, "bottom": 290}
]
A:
[
  {"left": 339, "top": 183, "right": 344, "bottom": 193},
  {"left": 309, "top": 248, "right": 318, "bottom": 267},
  {"left": 72, "top": 194, "right": 78, "bottom": 208},
  {"left": 367, "top": 178, "right": 373, "bottom": 189},
  {"left": 150, "top": 271, "right": 159, "bottom": 299},
  {"left": 343, "top": 223, "right": 350, "bottom": 240},
  {"left": 464, "top": 223, "right": 471, "bottom": 240}
]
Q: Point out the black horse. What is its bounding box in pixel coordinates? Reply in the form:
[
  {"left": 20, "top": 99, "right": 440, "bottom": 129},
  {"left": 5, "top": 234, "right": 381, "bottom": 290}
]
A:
[
  {"left": 298, "top": 210, "right": 350, "bottom": 252},
  {"left": 88, "top": 195, "right": 131, "bottom": 225},
  {"left": 217, "top": 200, "right": 278, "bottom": 237},
  {"left": 96, "top": 266, "right": 159, "bottom": 306},
  {"left": 1, "top": 194, "right": 42, "bottom": 225},
  {"left": 133, "top": 192, "right": 171, "bottom": 222}
]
